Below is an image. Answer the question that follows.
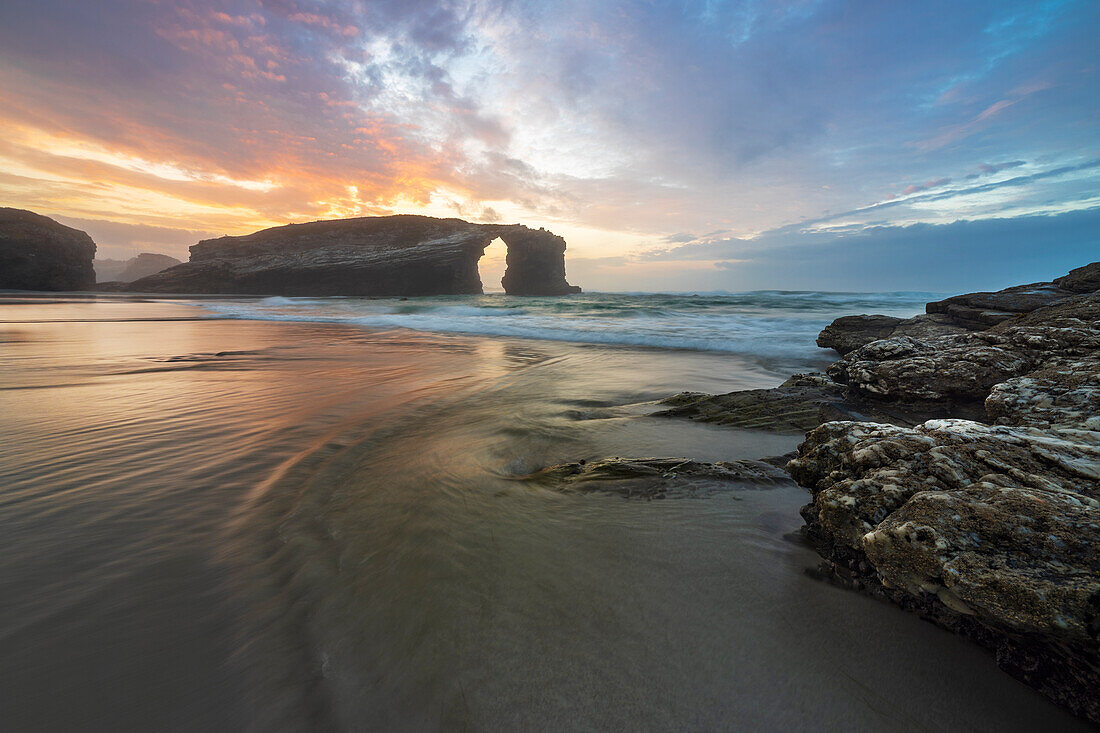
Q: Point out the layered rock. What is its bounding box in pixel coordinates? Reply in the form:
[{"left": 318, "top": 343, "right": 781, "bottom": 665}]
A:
[
  {"left": 95, "top": 253, "right": 181, "bottom": 283},
  {"left": 817, "top": 264, "right": 1100, "bottom": 355},
  {"left": 925, "top": 282, "right": 1081, "bottom": 330},
  {"left": 826, "top": 292, "right": 1100, "bottom": 408},
  {"left": 654, "top": 372, "right": 949, "bottom": 433},
  {"left": 521, "top": 456, "right": 792, "bottom": 499},
  {"left": 1055, "top": 261, "right": 1100, "bottom": 293},
  {"left": 816, "top": 313, "right": 966, "bottom": 355},
  {"left": 499, "top": 227, "right": 580, "bottom": 295},
  {"left": 122, "top": 215, "right": 580, "bottom": 297},
  {"left": 0, "top": 208, "right": 96, "bottom": 291}
]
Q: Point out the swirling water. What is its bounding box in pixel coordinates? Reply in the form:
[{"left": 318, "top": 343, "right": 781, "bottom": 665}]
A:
[{"left": 0, "top": 293, "right": 1088, "bottom": 731}]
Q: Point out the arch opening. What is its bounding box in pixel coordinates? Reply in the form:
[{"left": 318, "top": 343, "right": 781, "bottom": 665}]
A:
[{"left": 479, "top": 237, "right": 507, "bottom": 293}]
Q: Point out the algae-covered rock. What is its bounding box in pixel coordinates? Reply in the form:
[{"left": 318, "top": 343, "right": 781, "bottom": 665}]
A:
[{"left": 521, "top": 456, "right": 791, "bottom": 499}]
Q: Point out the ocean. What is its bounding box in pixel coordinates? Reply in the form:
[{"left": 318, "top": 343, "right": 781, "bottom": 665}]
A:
[
  {"left": 198, "top": 290, "right": 939, "bottom": 368},
  {"left": 0, "top": 291, "right": 1088, "bottom": 731}
]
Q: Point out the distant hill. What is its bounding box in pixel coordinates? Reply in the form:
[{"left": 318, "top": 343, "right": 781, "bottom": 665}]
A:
[{"left": 94, "top": 253, "right": 181, "bottom": 283}]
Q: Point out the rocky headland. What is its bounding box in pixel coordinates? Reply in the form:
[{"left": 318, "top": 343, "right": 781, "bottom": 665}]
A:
[
  {"left": 0, "top": 208, "right": 96, "bottom": 291},
  {"left": 118, "top": 215, "right": 581, "bottom": 296},
  {"left": 539, "top": 262, "right": 1100, "bottom": 721}
]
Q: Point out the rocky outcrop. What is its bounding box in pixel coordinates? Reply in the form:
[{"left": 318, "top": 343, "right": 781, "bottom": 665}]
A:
[
  {"left": 815, "top": 315, "right": 903, "bottom": 355},
  {"left": 816, "top": 266, "right": 1098, "bottom": 356},
  {"left": 786, "top": 291, "right": 1100, "bottom": 722},
  {"left": 0, "top": 208, "right": 96, "bottom": 291},
  {"left": 825, "top": 333, "right": 1036, "bottom": 407},
  {"left": 653, "top": 373, "right": 952, "bottom": 433},
  {"left": 121, "top": 215, "right": 580, "bottom": 297},
  {"left": 650, "top": 263, "right": 1100, "bottom": 720},
  {"left": 986, "top": 359, "right": 1100, "bottom": 429},
  {"left": 825, "top": 292, "right": 1100, "bottom": 408},
  {"left": 521, "top": 456, "right": 792, "bottom": 499},
  {"left": 498, "top": 227, "right": 580, "bottom": 295},
  {"left": 816, "top": 313, "right": 967, "bottom": 355},
  {"left": 1055, "top": 261, "right": 1100, "bottom": 293},
  {"left": 790, "top": 418, "right": 1099, "bottom": 721},
  {"left": 925, "top": 282, "right": 1082, "bottom": 330},
  {"left": 95, "top": 253, "right": 181, "bottom": 283}
]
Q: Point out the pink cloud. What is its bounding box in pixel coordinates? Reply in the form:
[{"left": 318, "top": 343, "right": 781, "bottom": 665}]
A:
[
  {"left": 900, "top": 177, "right": 951, "bottom": 196},
  {"left": 287, "top": 12, "right": 359, "bottom": 37}
]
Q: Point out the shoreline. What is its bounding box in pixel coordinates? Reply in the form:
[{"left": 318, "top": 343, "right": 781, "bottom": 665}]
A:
[{"left": 1, "top": 282, "right": 1095, "bottom": 729}]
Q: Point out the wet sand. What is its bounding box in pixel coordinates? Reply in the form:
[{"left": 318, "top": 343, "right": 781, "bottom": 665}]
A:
[{"left": 0, "top": 295, "right": 1091, "bottom": 731}]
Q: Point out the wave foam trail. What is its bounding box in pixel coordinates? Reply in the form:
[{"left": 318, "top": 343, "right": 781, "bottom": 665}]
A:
[{"left": 198, "top": 291, "right": 935, "bottom": 361}]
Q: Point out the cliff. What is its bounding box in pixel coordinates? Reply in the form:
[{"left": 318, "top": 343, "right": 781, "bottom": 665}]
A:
[
  {"left": 123, "top": 215, "right": 581, "bottom": 296},
  {"left": 0, "top": 208, "right": 96, "bottom": 291}
]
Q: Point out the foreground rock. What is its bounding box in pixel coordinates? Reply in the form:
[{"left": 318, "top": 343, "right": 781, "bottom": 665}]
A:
[
  {"left": 521, "top": 456, "right": 792, "bottom": 499},
  {"left": 122, "top": 215, "right": 581, "bottom": 297},
  {"left": 95, "top": 253, "right": 181, "bottom": 283},
  {"left": 790, "top": 418, "right": 1099, "bottom": 721},
  {"left": 0, "top": 208, "right": 96, "bottom": 291},
  {"left": 649, "top": 263, "right": 1100, "bottom": 720}
]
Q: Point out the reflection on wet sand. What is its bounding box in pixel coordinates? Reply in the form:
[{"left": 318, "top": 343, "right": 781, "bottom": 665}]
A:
[{"left": 0, "top": 297, "right": 1090, "bottom": 731}]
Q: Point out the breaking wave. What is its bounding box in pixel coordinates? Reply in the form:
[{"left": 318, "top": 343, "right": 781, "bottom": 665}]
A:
[{"left": 196, "top": 291, "right": 938, "bottom": 361}]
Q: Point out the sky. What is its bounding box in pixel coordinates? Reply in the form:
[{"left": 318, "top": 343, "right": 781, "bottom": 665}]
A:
[{"left": 1, "top": 0, "right": 1097, "bottom": 291}]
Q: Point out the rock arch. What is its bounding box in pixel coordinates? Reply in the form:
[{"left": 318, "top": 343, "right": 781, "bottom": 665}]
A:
[
  {"left": 120, "top": 215, "right": 582, "bottom": 297},
  {"left": 487, "top": 225, "right": 582, "bottom": 296}
]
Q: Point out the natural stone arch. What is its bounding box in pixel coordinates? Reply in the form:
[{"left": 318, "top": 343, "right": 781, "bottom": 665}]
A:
[
  {"left": 487, "top": 225, "right": 581, "bottom": 296},
  {"left": 120, "top": 215, "right": 581, "bottom": 297}
]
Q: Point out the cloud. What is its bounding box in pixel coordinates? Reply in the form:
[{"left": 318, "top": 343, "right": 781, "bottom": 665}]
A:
[
  {"left": 630, "top": 208, "right": 1100, "bottom": 292},
  {"left": 0, "top": 0, "right": 1096, "bottom": 285},
  {"left": 901, "top": 178, "right": 952, "bottom": 195}
]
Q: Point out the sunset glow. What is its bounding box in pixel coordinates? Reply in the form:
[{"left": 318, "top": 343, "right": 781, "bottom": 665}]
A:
[{"left": 1, "top": 0, "right": 1097, "bottom": 289}]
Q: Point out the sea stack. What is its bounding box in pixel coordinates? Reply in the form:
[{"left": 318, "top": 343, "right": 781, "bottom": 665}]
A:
[
  {"left": 123, "top": 215, "right": 582, "bottom": 297},
  {"left": 0, "top": 208, "right": 96, "bottom": 291}
]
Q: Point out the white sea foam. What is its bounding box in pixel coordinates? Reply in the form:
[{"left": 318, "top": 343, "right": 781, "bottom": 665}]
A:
[{"left": 197, "top": 291, "right": 937, "bottom": 363}]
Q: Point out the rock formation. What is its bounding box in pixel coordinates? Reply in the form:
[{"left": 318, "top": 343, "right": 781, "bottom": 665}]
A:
[
  {"left": 653, "top": 372, "right": 953, "bottom": 433},
  {"left": 0, "top": 208, "right": 96, "bottom": 291},
  {"left": 651, "top": 263, "right": 1100, "bottom": 721},
  {"left": 121, "top": 215, "right": 581, "bottom": 296},
  {"left": 521, "top": 456, "right": 793, "bottom": 499},
  {"left": 95, "top": 253, "right": 181, "bottom": 283},
  {"left": 816, "top": 263, "right": 1100, "bottom": 355},
  {"left": 816, "top": 313, "right": 966, "bottom": 355}
]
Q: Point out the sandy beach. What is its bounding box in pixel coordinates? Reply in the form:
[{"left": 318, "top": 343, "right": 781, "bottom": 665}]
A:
[{"left": 1, "top": 294, "right": 1091, "bottom": 731}]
